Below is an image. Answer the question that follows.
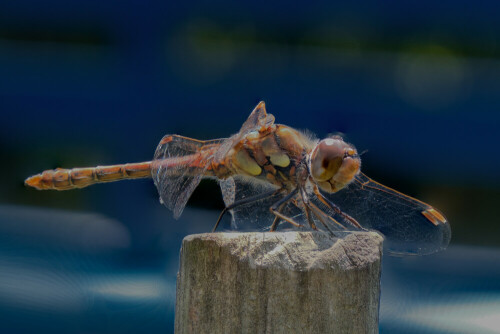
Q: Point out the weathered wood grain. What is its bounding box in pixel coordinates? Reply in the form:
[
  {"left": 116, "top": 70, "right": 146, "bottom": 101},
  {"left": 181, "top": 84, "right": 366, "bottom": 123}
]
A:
[{"left": 175, "top": 232, "right": 383, "bottom": 334}]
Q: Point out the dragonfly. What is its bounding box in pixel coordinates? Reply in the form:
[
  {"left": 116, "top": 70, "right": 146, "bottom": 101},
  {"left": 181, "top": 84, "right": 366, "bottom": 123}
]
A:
[{"left": 25, "top": 102, "right": 451, "bottom": 256}]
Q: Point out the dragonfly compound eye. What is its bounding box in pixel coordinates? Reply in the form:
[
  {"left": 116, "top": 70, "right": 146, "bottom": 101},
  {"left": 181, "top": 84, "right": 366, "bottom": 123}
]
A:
[{"left": 310, "top": 138, "right": 361, "bottom": 193}]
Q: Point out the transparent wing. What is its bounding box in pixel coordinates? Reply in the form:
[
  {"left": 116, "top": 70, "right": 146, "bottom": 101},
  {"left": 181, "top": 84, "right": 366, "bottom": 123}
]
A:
[
  {"left": 219, "top": 177, "right": 237, "bottom": 229},
  {"left": 219, "top": 177, "right": 236, "bottom": 207},
  {"left": 221, "top": 176, "right": 280, "bottom": 230},
  {"left": 238, "top": 101, "right": 275, "bottom": 135},
  {"left": 214, "top": 101, "right": 275, "bottom": 163},
  {"left": 324, "top": 173, "right": 451, "bottom": 255},
  {"left": 216, "top": 102, "right": 282, "bottom": 228},
  {"left": 151, "top": 102, "right": 275, "bottom": 220},
  {"left": 151, "top": 135, "right": 225, "bottom": 219},
  {"left": 218, "top": 176, "right": 309, "bottom": 231},
  {"left": 217, "top": 177, "right": 355, "bottom": 234}
]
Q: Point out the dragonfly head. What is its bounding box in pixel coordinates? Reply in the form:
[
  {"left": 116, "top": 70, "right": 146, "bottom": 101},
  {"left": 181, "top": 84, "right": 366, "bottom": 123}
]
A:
[{"left": 309, "top": 136, "right": 361, "bottom": 193}]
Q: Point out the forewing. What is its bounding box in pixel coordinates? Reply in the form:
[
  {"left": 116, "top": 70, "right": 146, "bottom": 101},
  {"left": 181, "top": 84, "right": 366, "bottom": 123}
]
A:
[
  {"left": 151, "top": 135, "right": 225, "bottom": 219},
  {"left": 324, "top": 173, "right": 451, "bottom": 255}
]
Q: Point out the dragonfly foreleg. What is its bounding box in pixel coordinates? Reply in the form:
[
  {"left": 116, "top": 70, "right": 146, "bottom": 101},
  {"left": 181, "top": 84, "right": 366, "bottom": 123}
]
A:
[
  {"left": 212, "top": 188, "right": 281, "bottom": 232},
  {"left": 298, "top": 186, "right": 339, "bottom": 235},
  {"left": 312, "top": 185, "right": 365, "bottom": 230},
  {"left": 305, "top": 201, "right": 339, "bottom": 236}
]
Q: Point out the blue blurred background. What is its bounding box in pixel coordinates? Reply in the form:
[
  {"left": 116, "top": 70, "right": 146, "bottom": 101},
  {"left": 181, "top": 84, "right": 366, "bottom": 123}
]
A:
[{"left": 1, "top": 1, "right": 500, "bottom": 333}]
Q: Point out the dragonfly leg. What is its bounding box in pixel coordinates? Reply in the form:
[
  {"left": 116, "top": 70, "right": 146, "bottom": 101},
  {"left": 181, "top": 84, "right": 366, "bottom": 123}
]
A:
[
  {"left": 269, "top": 188, "right": 304, "bottom": 230},
  {"left": 298, "top": 187, "right": 338, "bottom": 235},
  {"left": 303, "top": 205, "right": 318, "bottom": 230},
  {"left": 296, "top": 188, "right": 318, "bottom": 231},
  {"left": 305, "top": 201, "right": 340, "bottom": 236},
  {"left": 288, "top": 198, "right": 318, "bottom": 231},
  {"left": 269, "top": 211, "right": 303, "bottom": 229},
  {"left": 269, "top": 202, "right": 286, "bottom": 232},
  {"left": 309, "top": 201, "right": 346, "bottom": 230},
  {"left": 212, "top": 188, "right": 281, "bottom": 232},
  {"left": 312, "top": 185, "right": 365, "bottom": 230}
]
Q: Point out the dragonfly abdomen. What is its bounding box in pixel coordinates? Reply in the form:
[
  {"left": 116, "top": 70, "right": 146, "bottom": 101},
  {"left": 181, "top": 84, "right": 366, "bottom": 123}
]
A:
[{"left": 25, "top": 162, "right": 152, "bottom": 190}]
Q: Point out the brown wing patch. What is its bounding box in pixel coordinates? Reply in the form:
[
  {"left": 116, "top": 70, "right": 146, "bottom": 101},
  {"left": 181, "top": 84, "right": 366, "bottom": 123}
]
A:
[{"left": 421, "top": 208, "right": 447, "bottom": 226}]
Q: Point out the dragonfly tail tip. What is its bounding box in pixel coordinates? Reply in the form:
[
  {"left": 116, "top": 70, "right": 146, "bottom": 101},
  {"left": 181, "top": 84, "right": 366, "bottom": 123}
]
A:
[{"left": 25, "top": 174, "right": 43, "bottom": 190}]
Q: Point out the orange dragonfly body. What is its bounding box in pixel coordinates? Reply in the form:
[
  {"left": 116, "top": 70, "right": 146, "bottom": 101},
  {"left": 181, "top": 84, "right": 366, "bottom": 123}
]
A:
[{"left": 25, "top": 102, "right": 451, "bottom": 255}]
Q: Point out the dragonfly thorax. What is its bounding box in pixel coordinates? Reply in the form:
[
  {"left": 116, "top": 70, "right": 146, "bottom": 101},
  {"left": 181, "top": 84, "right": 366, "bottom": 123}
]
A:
[{"left": 309, "top": 137, "right": 361, "bottom": 193}]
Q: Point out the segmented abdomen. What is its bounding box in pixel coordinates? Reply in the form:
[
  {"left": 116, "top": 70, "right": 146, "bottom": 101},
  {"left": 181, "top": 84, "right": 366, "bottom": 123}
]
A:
[{"left": 25, "top": 162, "right": 152, "bottom": 190}]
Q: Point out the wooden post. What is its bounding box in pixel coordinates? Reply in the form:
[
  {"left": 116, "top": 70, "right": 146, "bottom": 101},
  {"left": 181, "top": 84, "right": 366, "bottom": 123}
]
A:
[{"left": 175, "top": 232, "right": 383, "bottom": 334}]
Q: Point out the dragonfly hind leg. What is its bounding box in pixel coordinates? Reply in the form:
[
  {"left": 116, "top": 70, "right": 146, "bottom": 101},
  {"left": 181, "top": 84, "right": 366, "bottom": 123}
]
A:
[
  {"left": 303, "top": 204, "right": 318, "bottom": 231},
  {"left": 269, "top": 202, "right": 286, "bottom": 232},
  {"left": 269, "top": 188, "right": 305, "bottom": 231}
]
